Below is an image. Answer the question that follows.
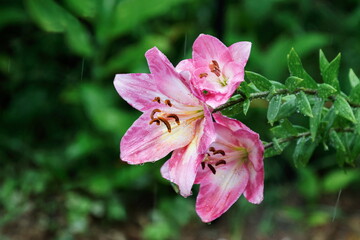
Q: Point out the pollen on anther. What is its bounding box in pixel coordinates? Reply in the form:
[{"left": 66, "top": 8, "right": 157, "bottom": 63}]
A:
[
  {"left": 151, "top": 109, "right": 161, "bottom": 119},
  {"left": 149, "top": 119, "right": 160, "bottom": 125},
  {"left": 209, "top": 60, "right": 221, "bottom": 77},
  {"left": 164, "top": 99, "right": 172, "bottom": 107},
  {"left": 199, "top": 73, "right": 208, "bottom": 78},
  {"left": 213, "top": 150, "right": 225, "bottom": 156},
  {"left": 201, "top": 162, "right": 205, "bottom": 170},
  {"left": 167, "top": 114, "right": 180, "bottom": 125},
  {"left": 153, "top": 97, "right": 161, "bottom": 103},
  {"left": 208, "top": 164, "right": 216, "bottom": 174},
  {"left": 158, "top": 117, "right": 172, "bottom": 133},
  {"left": 215, "top": 160, "right": 226, "bottom": 166},
  {"left": 209, "top": 147, "right": 215, "bottom": 152}
]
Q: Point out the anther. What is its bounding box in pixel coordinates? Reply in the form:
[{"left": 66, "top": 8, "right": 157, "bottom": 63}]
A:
[
  {"left": 164, "top": 99, "right": 172, "bottom": 107},
  {"left": 152, "top": 97, "right": 161, "bottom": 103},
  {"left": 201, "top": 162, "right": 205, "bottom": 170},
  {"left": 149, "top": 119, "right": 160, "bottom": 125},
  {"left": 157, "top": 117, "right": 172, "bottom": 133},
  {"left": 209, "top": 60, "right": 221, "bottom": 77},
  {"left": 167, "top": 114, "right": 180, "bottom": 125},
  {"left": 213, "top": 150, "right": 225, "bottom": 156},
  {"left": 215, "top": 160, "right": 226, "bottom": 166},
  {"left": 199, "top": 73, "right": 208, "bottom": 78},
  {"left": 208, "top": 164, "right": 216, "bottom": 175},
  {"left": 151, "top": 109, "right": 161, "bottom": 119},
  {"left": 209, "top": 147, "right": 215, "bottom": 152}
]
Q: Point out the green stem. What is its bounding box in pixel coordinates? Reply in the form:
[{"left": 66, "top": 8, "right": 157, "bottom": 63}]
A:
[
  {"left": 264, "top": 128, "right": 355, "bottom": 150},
  {"left": 213, "top": 88, "right": 360, "bottom": 113}
]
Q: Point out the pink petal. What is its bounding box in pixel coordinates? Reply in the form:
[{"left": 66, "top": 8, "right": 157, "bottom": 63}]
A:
[
  {"left": 192, "top": 34, "right": 231, "bottom": 68},
  {"left": 176, "top": 59, "right": 195, "bottom": 73},
  {"left": 244, "top": 164, "right": 264, "bottom": 204},
  {"left": 234, "top": 129, "right": 264, "bottom": 172},
  {"left": 195, "top": 161, "right": 249, "bottom": 222},
  {"left": 213, "top": 113, "right": 252, "bottom": 132},
  {"left": 114, "top": 73, "right": 166, "bottom": 112},
  {"left": 120, "top": 109, "right": 196, "bottom": 164},
  {"left": 160, "top": 133, "right": 205, "bottom": 197},
  {"left": 145, "top": 47, "right": 200, "bottom": 106},
  {"left": 228, "top": 41, "right": 252, "bottom": 67},
  {"left": 196, "top": 106, "right": 216, "bottom": 154}
]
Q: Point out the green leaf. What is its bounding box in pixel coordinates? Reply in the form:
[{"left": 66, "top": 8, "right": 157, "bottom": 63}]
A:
[
  {"left": 264, "top": 141, "right": 289, "bottom": 158},
  {"left": 26, "top": 0, "right": 94, "bottom": 56},
  {"left": 334, "top": 95, "right": 357, "bottom": 123},
  {"left": 243, "top": 99, "right": 250, "bottom": 115},
  {"left": 293, "top": 137, "right": 318, "bottom": 167},
  {"left": 355, "top": 110, "right": 360, "bottom": 135},
  {"left": 275, "top": 95, "right": 297, "bottom": 121},
  {"left": 349, "top": 69, "right": 360, "bottom": 88},
  {"left": 317, "top": 83, "right": 337, "bottom": 98},
  {"left": 323, "top": 169, "right": 360, "bottom": 193},
  {"left": 319, "top": 49, "right": 330, "bottom": 73},
  {"left": 296, "top": 91, "right": 313, "bottom": 117},
  {"left": 271, "top": 119, "right": 298, "bottom": 138},
  {"left": 245, "top": 71, "right": 272, "bottom": 91},
  {"left": 309, "top": 99, "right": 324, "bottom": 140},
  {"left": 267, "top": 95, "right": 282, "bottom": 124},
  {"left": 321, "top": 53, "right": 341, "bottom": 91},
  {"left": 287, "top": 48, "right": 317, "bottom": 89},
  {"left": 329, "top": 130, "right": 346, "bottom": 152},
  {"left": 110, "top": 0, "right": 190, "bottom": 39},
  {"left": 26, "top": 0, "right": 67, "bottom": 32},
  {"left": 285, "top": 76, "right": 303, "bottom": 92},
  {"left": 349, "top": 84, "right": 360, "bottom": 104},
  {"left": 63, "top": 0, "right": 97, "bottom": 18}
]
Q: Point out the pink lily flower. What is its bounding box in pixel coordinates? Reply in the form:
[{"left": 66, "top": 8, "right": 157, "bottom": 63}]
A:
[
  {"left": 194, "top": 113, "right": 264, "bottom": 222},
  {"left": 177, "top": 34, "right": 251, "bottom": 109},
  {"left": 114, "top": 47, "right": 215, "bottom": 197}
]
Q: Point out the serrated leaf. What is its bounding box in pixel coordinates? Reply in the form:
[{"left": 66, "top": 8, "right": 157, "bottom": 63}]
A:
[
  {"left": 319, "top": 49, "right": 330, "bottom": 73},
  {"left": 267, "top": 95, "right": 282, "bottom": 124},
  {"left": 287, "top": 48, "right": 317, "bottom": 89},
  {"left": 322, "top": 53, "right": 341, "bottom": 91},
  {"left": 334, "top": 95, "right": 357, "bottom": 123},
  {"left": 349, "top": 84, "right": 360, "bottom": 104},
  {"left": 243, "top": 99, "right": 250, "bottom": 115},
  {"left": 245, "top": 71, "right": 272, "bottom": 91},
  {"left": 285, "top": 76, "right": 303, "bottom": 91},
  {"left": 349, "top": 69, "right": 360, "bottom": 88},
  {"left": 317, "top": 83, "right": 337, "bottom": 98},
  {"left": 293, "top": 137, "right": 318, "bottom": 167},
  {"left": 310, "top": 99, "right": 324, "bottom": 141},
  {"left": 296, "top": 91, "right": 313, "bottom": 117}
]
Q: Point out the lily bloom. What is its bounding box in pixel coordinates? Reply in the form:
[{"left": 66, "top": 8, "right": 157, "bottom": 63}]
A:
[
  {"left": 177, "top": 34, "right": 251, "bottom": 109},
  {"left": 114, "top": 47, "right": 214, "bottom": 197},
  {"left": 194, "top": 113, "right": 264, "bottom": 222}
]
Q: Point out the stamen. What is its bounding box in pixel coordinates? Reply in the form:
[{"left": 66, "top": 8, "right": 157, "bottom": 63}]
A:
[
  {"left": 157, "top": 117, "right": 172, "bottom": 133},
  {"left": 209, "top": 147, "right": 216, "bottom": 152},
  {"left": 213, "top": 150, "right": 225, "bottom": 156},
  {"left": 209, "top": 60, "right": 221, "bottom": 77},
  {"left": 199, "top": 73, "right": 208, "bottom": 78},
  {"left": 164, "top": 99, "right": 172, "bottom": 107},
  {"left": 215, "top": 160, "right": 226, "bottom": 166},
  {"left": 167, "top": 114, "right": 180, "bottom": 125},
  {"left": 201, "top": 162, "right": 205, "bottom": 170},
  {"left": 152, "top": 97, "right": 161, "bottom": 103},
  {"left": 151, "top": 109, "right": 161, "bottom": 119},
  {"left": 149, "top": 119, "right": 160, "bottom": 125},
  {"left": 208, "top": 164, "right": 216, "bottom": 175}
]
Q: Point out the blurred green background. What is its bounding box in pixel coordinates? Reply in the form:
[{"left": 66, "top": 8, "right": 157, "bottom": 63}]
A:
[{"left": 1, "top": 0, "right": 360, "bottom": 239}]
